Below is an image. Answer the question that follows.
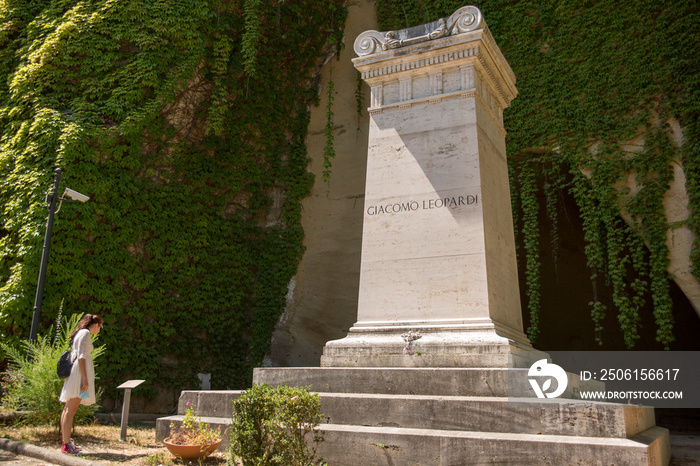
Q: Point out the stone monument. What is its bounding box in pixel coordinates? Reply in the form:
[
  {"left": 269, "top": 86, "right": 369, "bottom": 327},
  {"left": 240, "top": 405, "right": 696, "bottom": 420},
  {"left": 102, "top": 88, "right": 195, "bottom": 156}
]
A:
[
  {"left": 157, "top": 6, "right": 671, "bottom": 464},
  {"left": 321, "top": 5, "right": 535, "bottom": 368}
]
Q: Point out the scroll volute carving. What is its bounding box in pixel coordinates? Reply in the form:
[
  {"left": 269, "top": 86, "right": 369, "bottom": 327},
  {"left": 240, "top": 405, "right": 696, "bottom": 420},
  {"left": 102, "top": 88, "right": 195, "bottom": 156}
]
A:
[{"left": 353, "top": 6, "right": 484, "bottom": 57}]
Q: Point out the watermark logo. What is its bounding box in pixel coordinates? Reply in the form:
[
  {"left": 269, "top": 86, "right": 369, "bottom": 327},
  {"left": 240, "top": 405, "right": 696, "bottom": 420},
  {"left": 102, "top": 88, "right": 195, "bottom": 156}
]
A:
[
  {"left": 511, "top": 351, "right": 696, "bottom": 408},
  {"left": 528, "top": 359, "right": 568, "bottom": 399}
]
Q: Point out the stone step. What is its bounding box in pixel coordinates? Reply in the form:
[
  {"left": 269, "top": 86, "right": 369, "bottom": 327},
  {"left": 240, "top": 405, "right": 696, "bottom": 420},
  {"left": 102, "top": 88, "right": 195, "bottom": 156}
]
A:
[
  {"left": 252, "top": 366, "right": 602, "bottom": 398},
  {"left": 318, "top": 393, "right": 655, "bottom": 439},
  {"left": 315, "top": 424, "right": 671, "bottom": 466},
  {"left": 176, "top": 390, "right": 241, "bottom": 419},
  {"left": 160, "top": 390, "right": 655, "bottom": 440},
  {"left": 156, "top": 415, "right": 670, "bottom": 465}
]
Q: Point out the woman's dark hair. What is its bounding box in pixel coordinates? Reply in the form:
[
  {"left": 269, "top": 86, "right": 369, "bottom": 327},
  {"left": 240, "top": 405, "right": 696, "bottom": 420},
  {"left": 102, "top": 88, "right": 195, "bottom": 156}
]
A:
[{"left": 70, "top": 313, "right": 103, "bottom": 343}]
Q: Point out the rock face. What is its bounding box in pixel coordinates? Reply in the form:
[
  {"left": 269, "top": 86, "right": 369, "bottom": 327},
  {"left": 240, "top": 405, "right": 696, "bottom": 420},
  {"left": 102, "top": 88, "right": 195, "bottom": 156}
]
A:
[{"left": 264, "top": 0, "right": 375, "bottom": 367}]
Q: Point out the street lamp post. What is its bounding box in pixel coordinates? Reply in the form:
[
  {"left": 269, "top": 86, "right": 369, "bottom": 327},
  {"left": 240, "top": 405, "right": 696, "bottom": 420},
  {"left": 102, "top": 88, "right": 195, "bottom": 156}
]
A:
[
  {"left": 29, "top": 168, "right": 61, "bottom": 343},
  {"left": 28, "top": 168, "right": 90, "bottom": 343}
]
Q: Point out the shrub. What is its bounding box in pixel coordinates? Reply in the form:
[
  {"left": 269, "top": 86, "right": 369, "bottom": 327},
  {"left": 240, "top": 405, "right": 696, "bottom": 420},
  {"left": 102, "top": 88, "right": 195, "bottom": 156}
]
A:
[
  {"left": 168, "top": 401, "right": 221, "bottom": 445},
  {"left": 0, "top": 313, "right": 105, "bottom": 427},
  {"left": 230, "top": 384, "right": 325, "bottom": 466}
]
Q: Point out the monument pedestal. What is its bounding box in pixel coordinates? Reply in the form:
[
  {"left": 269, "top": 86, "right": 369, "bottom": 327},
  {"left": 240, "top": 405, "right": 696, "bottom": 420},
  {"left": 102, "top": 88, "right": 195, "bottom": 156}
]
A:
[
  {"left": 322, "top": 6, "right": 534, "bottom": 369},
  {"left": 322, "top": 328, "right": 541, "bottom": 368}
]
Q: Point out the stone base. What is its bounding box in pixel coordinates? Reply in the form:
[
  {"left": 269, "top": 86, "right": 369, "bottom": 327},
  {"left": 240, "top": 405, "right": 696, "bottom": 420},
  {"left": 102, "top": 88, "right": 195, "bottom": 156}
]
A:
[
  {"left": 321, "top": 326, "right": 544, "bottom": 368},
  {"left": 156, "top": 367, "right": 671, "bottom": 465}
]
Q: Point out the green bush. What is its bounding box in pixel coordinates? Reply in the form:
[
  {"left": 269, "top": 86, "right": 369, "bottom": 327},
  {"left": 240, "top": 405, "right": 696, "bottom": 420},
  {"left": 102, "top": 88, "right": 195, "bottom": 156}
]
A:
[
  {"left": 230, "top": 384, "right": 325, "bottom": 466},
  {"left": 0, "top": 313, "right": 105, "bottom": 427}
]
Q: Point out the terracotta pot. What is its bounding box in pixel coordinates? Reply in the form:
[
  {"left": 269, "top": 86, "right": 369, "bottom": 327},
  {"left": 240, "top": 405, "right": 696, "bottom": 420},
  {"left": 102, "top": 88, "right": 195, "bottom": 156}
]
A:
[{"left": 163, "top": 437, "right": 222, "bottom": 461}]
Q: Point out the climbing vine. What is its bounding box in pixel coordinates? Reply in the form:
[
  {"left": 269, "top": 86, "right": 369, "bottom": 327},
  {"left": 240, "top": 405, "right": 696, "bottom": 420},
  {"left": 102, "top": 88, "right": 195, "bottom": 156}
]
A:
[
  {"left": 376, "top": 0, "right": 700, "bottom": 349},
  {"left": 355, "top": 70, "right": 364, "bottom": 132},
  {"left": 519, "top": 160, "right": 541, "bottom": 343},
  {"left": 322, "top": 63, "right": 336, "bottom": 183},
  {"left": 0, "top": 0, "right": 347, "bottom": 404},
  {"left": 321, "top": 1, "right": 346, "bottom": 182}
]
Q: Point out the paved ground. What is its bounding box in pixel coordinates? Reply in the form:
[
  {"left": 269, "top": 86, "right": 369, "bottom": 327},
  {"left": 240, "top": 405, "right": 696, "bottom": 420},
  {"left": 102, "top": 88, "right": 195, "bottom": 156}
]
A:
[
  {"left": 0, "top": 438, "right": 109, "bottom": 466},
  {"left": 670, "top": 434, "right": 700, "bottom": 465},
  {"left": 0, "top": 450, "right": 54, "bottom": 466}
]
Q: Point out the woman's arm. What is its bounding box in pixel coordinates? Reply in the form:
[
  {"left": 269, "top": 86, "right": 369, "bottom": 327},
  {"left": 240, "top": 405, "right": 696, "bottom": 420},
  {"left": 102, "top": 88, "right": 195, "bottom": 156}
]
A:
[
  {"left": 78, "top": 358, "right": 88, "bottom": 392},
  {"left": 74, "top": 329, "right": 90, "bottom": 392}
]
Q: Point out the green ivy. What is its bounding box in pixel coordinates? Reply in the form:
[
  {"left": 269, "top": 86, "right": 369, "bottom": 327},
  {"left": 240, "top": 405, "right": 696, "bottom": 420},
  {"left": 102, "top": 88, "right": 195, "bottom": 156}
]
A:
[
  {"left": 376, "top": 0, "right": 700, "bottom": 349},
  {"left": 322, "top": 63, "right": 336, "bottom": 183},
  {"left": 0, "top": 0, "right": 347, "bottom": 402},
  {"left": 354, "top": 70, "right": 364, "bottom": 131},
  {"left": 519, "top": 161, "right": 541, "bottom": 343}
]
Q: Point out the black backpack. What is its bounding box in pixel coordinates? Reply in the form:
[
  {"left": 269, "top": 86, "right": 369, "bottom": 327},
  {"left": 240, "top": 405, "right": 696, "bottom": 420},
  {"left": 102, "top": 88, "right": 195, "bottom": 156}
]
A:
[{"left": 57, "top": 350, "right": 75, "bottom": 379}]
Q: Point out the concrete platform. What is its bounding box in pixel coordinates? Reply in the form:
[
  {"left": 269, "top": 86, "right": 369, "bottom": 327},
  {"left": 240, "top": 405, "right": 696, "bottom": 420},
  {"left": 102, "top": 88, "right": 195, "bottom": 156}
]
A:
[{"left": 156, "top": 365, "right": 671, "bottom": 465}]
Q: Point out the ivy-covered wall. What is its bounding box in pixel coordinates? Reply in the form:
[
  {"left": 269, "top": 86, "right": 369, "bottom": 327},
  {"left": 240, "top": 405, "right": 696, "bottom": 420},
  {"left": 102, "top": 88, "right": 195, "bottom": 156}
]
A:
[
  {"left": 376, "top": 0, "right": 699, "bottom": 349},
  {"left": 1, "top": 0, "right": 698, "bottom": 410},
  {"left": 0, "top": 0, "right": 346, "bottom": 406}
]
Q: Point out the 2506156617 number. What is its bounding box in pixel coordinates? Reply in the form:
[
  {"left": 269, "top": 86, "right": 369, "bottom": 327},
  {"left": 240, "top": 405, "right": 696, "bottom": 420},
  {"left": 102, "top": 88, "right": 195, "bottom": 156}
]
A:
[{"left": 598, "top": 368, "right": 680, "bottom": 381}]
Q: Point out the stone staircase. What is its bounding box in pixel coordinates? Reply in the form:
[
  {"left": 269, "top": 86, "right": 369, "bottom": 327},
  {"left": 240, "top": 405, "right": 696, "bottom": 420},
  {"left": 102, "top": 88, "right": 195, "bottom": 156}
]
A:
[{"left": 156, "top": 367, "right": 670, "bottom": 465}]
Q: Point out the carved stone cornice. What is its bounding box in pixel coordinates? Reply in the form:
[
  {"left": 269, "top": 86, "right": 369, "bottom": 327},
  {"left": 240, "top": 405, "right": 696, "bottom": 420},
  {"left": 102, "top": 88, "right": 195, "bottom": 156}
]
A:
[
  {"left": 354, "top": 6, "right": 483, "bottom": 56},
  {"left": 352, "top": 5, "right": 517, "bottom": 133}
]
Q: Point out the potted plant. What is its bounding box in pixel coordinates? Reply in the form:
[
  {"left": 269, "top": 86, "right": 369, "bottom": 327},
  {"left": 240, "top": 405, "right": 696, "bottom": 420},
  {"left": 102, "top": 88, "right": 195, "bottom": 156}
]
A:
[{"left": 164, "top": 402, "right": 222, "bottom": 461}]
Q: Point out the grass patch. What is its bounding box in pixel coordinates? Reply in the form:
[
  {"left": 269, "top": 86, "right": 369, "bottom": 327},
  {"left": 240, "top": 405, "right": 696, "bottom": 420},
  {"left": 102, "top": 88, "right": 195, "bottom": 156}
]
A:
[{"left": 0, "top": 422, "right": 231, "bottom": 465}]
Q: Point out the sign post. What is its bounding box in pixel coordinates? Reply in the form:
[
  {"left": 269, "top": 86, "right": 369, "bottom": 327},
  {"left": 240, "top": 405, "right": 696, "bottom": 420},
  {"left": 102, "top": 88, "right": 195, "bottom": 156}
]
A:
[{"left": 117, "top": 380, "right": 145, "bottom": 442}]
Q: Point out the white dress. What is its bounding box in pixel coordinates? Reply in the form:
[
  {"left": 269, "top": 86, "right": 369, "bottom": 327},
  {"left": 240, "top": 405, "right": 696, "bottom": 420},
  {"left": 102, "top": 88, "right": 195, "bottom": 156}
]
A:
[{"left": 59, "top": 329, "right": 96, "bottom": 405}]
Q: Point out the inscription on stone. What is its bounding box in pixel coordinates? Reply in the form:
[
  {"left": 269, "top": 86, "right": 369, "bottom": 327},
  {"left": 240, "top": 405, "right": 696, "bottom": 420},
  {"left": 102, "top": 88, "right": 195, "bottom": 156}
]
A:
[{"left": 366, "top": 194, "right": 479, "bottom": 216}]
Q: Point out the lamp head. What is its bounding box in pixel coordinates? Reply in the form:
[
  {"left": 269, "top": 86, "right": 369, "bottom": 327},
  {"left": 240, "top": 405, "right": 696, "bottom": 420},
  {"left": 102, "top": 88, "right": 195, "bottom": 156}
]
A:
[{"left": 62, "top": 188, "right": 90, "bottom": 203}]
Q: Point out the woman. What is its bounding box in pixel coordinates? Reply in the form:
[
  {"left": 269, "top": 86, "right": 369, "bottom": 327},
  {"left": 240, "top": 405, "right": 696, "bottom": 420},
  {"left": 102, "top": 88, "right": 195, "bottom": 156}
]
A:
[{"left": 59, "top": 313, "right": 103, "bottom": 455}]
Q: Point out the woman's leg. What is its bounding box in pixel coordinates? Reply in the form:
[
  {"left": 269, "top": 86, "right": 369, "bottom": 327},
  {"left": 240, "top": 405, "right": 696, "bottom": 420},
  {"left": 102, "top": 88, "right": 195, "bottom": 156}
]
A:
[{"left": 60, "top": 398, "right": 81, "bottom": 444}]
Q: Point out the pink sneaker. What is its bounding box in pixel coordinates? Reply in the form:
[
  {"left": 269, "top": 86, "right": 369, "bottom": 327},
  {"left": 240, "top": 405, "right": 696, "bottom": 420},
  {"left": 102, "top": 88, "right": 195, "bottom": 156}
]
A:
[
  {"left": 61, "top": 442, "right": 81, "bottom": 455},
  {"left": 69, "top": 439, "right": 82, "bottom": 451}
]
